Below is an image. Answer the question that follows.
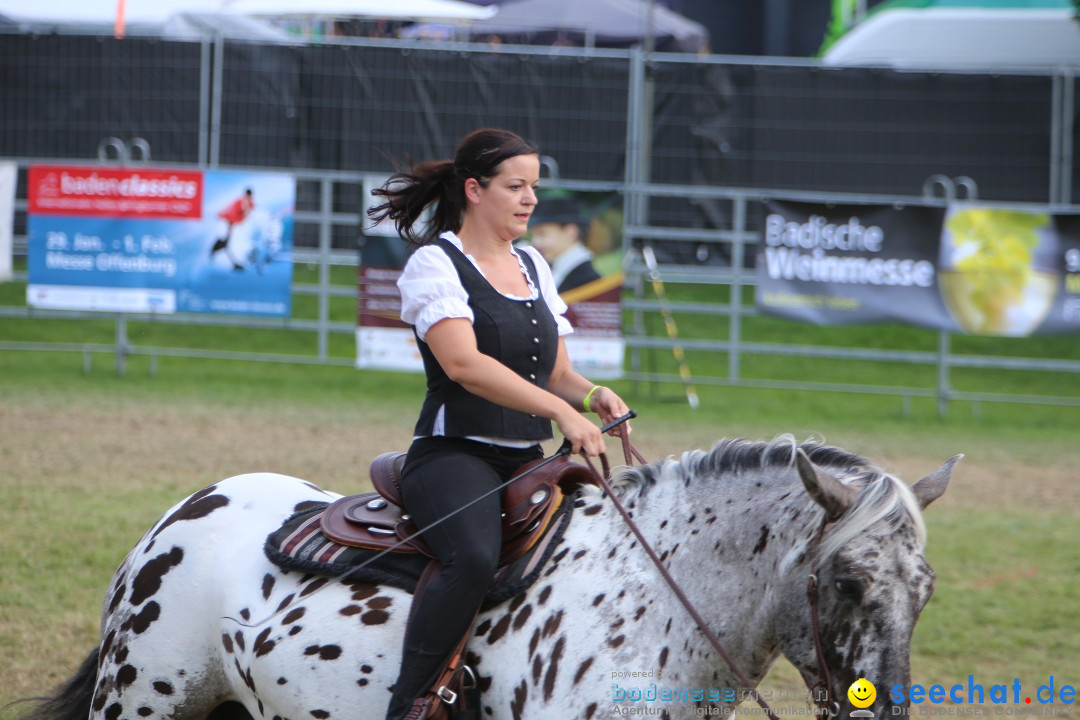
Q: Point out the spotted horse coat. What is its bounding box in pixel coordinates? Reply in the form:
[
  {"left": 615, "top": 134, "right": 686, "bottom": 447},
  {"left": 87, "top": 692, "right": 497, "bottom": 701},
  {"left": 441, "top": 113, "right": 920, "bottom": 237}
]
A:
[{"left": 30, "top": 437, "right": 958, "bottom": 720}]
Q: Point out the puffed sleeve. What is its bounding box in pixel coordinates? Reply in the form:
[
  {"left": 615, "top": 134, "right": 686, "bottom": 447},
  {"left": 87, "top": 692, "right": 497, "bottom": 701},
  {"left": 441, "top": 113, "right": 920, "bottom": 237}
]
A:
[
  {"left": 397, "top": 245, "right": 474, "bottom": 342},
  {"left": 520, "top": 245, "right": 574, "bottom": 336}
]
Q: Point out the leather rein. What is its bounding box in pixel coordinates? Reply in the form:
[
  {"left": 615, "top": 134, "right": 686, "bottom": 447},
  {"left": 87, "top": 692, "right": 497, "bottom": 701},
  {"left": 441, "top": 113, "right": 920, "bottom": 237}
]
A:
[{"left": 587, "top": 432, "right": 838, "bottom": 719}]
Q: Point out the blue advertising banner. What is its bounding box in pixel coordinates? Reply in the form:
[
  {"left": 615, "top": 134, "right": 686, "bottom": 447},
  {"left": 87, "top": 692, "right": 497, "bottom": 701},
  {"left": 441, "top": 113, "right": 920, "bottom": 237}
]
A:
[{"left": 26, "top": 165, "right": 294, "bottom": 316}]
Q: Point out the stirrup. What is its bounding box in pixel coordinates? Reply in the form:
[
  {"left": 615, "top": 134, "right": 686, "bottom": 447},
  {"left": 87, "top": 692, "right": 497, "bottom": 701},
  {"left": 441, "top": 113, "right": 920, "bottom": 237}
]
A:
[{"left": 460, "top": 664, "right": 477, "bottom": 690}]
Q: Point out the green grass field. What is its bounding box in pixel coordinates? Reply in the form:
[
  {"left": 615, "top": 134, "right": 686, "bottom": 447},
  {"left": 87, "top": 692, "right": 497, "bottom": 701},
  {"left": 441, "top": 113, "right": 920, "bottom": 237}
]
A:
[
  {"left": 5, "top": 261, "right": 1079, "bottom": 407},
  {"left": 1, "top": 270, "right": 1079, "bottom": 716},
  {"left": 2, "top": 351, "right": 1078, "bottom": 715}
]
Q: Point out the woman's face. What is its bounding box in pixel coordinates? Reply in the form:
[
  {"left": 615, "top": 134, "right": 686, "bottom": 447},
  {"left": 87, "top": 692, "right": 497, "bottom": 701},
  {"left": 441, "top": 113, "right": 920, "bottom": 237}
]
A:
[{"left": 469, "top": 153, "right": 540, "bottom": 241}]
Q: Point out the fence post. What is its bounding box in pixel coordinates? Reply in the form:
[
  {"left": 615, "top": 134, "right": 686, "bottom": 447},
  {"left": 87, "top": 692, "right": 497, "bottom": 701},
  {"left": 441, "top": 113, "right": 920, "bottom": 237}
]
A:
[
  {"left": 115, "top": 314, "right": 129, "bottom": 376},
  {"left": 630, "top": 269, "right": 645, "bottom": 395},
  {"left": 317, "top": 177, "right": 332, "bottom": 361},
  {"left": 1062, "top": 68, "right": 1074, "bottom": 204},
  {"left": 937, "top": 330, "right": 950, "bottom": 418},
  {"left": 729, "top": 194, "right": 747, "bottom": 383},
  {"left": 209, "top": 34, "right": 225, "bottom": 168},
  {"left": 624, "top": 46, "right": 646, "bottom": 387},
  {"left": 199, "top": 37, "right": 212, "bottom": 168},
  {"left": 1051, "top": 71, "right": 1063, "bottom": 204}
]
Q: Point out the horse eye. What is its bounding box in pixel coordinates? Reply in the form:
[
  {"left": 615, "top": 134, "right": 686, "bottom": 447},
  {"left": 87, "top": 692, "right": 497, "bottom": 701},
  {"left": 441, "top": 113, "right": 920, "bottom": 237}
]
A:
[{"left": 834, "top": 577, "right": 865, "bottom": 602}]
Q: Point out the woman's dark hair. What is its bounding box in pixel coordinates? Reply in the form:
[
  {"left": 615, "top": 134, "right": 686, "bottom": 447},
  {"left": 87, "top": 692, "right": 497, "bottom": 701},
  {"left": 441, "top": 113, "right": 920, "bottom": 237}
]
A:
[{"left": 367, "top": 128, "right": 539, "bottom": 245}]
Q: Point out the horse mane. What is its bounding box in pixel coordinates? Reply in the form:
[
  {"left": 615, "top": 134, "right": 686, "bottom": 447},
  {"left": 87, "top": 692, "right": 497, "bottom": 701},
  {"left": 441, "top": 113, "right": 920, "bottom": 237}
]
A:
[{"left": 605, "top": 435, "right": 928, "bottom": 565}]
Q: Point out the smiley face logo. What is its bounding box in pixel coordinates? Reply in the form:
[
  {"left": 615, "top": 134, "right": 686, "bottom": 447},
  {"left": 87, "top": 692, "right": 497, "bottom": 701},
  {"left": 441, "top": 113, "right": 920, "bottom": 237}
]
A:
[{"left": 848, "top": 678, "right": 877, "bottom": 709}]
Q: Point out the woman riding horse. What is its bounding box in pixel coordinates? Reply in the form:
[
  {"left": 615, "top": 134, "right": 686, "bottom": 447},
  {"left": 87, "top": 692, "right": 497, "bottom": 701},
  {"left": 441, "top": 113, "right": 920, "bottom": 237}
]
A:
[{"left": 368, "top": 128, "right": 631, "bottom": 719}]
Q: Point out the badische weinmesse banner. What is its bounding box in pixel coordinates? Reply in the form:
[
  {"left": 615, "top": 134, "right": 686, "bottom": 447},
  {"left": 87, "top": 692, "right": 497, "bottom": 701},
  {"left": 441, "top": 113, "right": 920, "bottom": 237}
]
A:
[{"left": 756, "top": 200, "right": 1080, "bottom": 337}]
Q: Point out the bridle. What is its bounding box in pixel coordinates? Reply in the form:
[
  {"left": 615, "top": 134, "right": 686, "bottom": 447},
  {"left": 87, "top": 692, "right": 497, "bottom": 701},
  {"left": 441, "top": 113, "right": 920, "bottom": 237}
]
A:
[
  {"left": 586, "top": 431, "right": 840, "bottom": 720},
  {"left": 805, "top": 519, "right": 840, "bottom": 717}
]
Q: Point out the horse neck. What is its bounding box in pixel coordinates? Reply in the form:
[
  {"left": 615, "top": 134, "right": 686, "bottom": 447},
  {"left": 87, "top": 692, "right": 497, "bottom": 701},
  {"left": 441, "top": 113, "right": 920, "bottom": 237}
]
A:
[{"left": 594, "top": 457, "right": 825, "bottom": 684}]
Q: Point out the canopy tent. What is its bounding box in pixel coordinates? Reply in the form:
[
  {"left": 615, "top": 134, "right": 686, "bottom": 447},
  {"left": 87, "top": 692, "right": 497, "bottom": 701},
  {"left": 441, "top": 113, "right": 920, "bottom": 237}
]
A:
[
  {"left": 0, "top": 0, "right": 494, "bottom": 30},
  {"left": 823, "top": 0, "right": 1080, "bottom": 68},
  {"left": 0, "top": 0, "right": 220, "bottom": 26},
  {"left": 220, "top": 0, "right": 495, "bottom": 22},
  {"left": 162, "top": 12, "right": 292, "bottom": 40},
  {"left": 404, "top": 0, "right": 709, "bottom": 52}
]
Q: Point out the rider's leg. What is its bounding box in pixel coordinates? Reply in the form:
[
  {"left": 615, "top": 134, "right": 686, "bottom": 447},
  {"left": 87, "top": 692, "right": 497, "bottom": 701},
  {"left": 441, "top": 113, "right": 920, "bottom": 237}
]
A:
[
  {"left": 211, "top": 223, "right": 232, "bottom": 254},
  {"left": 384, "top": 437, "right": 540, "bottom": 720}
]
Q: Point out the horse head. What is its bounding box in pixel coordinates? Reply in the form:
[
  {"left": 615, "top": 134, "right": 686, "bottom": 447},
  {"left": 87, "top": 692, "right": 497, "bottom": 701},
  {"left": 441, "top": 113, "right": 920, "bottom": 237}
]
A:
[{"left": 774, "top": 448, "right": 962, "bottom": 719}]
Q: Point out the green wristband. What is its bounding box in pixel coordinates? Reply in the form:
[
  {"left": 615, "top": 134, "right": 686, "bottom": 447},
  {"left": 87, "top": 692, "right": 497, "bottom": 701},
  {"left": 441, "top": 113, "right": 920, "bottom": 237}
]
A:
[{"left": 583, "top": 385, "right": 602, "bottom": 413}]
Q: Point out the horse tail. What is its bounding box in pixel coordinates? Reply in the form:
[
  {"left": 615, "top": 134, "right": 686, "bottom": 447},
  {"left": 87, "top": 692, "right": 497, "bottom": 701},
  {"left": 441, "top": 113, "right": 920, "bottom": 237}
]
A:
[{"left": 11, "top": 645, "right": 99, "bottom": 720}]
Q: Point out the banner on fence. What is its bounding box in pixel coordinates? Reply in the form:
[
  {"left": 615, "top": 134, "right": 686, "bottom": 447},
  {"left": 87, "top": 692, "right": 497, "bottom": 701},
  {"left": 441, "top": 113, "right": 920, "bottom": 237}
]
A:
[
  {"left": 356, "top": 187, "right": 625, "bottom": 377},
  {"left": 26, "top": 165, "right": 294, "bottom": 315},
  {"left": 756, "top": 200, "right": 1080, "bottom": 336},
  {"left": 0, "top": 161, "right": 15, "bottom": 282}
]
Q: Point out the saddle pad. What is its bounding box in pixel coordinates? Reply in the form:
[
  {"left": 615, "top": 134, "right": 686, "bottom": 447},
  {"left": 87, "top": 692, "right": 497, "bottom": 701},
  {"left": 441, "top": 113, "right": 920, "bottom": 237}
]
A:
[{"left": 264, "top": 496, "right": 575, "bottom": 611}]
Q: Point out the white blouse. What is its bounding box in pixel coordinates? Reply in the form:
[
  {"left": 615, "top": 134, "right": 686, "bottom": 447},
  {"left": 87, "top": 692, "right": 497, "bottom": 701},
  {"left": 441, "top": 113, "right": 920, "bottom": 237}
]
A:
[{"left": 397, "top": 231, "right": 574, "bottom": 341}]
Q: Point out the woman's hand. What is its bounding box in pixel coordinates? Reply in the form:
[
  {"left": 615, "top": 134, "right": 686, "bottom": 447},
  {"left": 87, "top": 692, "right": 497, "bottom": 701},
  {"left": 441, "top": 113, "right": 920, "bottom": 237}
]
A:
[
  {"left": 554, "top": 408, "right": 606, "bottom": 457},
  {"left": 585, "top": 386, "right": 632, "bottom": 438}
]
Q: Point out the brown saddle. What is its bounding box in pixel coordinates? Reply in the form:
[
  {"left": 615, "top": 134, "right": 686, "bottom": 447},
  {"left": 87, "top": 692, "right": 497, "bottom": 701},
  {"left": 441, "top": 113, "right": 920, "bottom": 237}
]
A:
[{"left": 320, "top": 451, "right": 600, "bottom": 567}]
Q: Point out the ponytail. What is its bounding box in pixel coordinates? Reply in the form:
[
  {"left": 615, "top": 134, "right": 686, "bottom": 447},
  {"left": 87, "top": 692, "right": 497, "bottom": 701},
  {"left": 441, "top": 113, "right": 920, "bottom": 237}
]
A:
[
  {"left": 367, "top": 159, "right": 462, "bottom": 246},
  {"left": 367, "top": 128, "right": 540, "bottom": 247}
]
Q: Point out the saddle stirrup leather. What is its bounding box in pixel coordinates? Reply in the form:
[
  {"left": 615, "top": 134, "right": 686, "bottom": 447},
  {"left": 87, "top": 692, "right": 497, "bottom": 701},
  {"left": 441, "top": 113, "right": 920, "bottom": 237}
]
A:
[
  {"left": 403, "top": 613, "right": 479, "bottom": 719},
  {"left": 397, "top": 562, "right": 480, "bottom": 720}
]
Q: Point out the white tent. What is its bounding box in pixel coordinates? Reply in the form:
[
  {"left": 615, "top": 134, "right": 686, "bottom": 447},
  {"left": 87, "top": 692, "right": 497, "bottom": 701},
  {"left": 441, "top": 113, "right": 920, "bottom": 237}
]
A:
[
  {"left": 0, "top": 0, "right": 494, "bottom": 28},
  {"left": 823, "top": 7, "right": 1080, "bottom": 69},
  {"left": 403, "top": 0, "right": 709, "bottom": 52},
  {"left": 0, "top": 0, "right": 221, "bottom": 25},
  {"left": 221, "top": 0, "right": 495, "bottom": 21},
  {"left": 162, "top": 12, "right": 292, "bottom": 41}
]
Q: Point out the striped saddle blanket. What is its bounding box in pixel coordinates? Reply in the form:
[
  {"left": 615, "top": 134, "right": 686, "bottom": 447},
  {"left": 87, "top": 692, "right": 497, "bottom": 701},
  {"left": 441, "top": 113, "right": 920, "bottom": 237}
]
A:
[{"left": 263, "top": 495, "right": 576, "bottom": 610}]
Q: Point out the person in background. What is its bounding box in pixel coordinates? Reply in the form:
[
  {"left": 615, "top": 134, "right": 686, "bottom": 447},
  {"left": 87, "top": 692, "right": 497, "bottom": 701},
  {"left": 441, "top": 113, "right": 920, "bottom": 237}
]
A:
[
  {"left": 368, "top": 128, "right": 630, "bottom": 720},
  {"left": 527, "top": 192, "right": 601, "bottom": 294},
  {"left": 210, "top": 187, "right": 254, "bottom": 271}
]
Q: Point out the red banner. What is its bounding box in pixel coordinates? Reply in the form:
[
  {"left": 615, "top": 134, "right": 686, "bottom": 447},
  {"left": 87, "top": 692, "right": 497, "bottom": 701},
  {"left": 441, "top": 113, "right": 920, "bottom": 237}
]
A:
[
  {"left": 358, "top": 266, "right": 408, "bottom": 328},
  {"left": 28, "top": 165, "right": 203, "bottom": 219}
]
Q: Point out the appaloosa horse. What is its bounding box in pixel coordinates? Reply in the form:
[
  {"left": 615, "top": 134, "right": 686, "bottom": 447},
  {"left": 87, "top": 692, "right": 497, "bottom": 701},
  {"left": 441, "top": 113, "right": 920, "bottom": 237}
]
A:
[{"left": 23, "top": 437, "right": 958, "bottom": 720}]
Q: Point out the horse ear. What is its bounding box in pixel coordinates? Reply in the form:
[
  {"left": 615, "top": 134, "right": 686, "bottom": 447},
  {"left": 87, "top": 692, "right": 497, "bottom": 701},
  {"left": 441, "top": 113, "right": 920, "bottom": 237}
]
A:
[
  {"left": 911, "top": 454, "right": 962, "bottom": 509},
  {"left": 796, "top": 449, "right": 858, "bottom": 521}
]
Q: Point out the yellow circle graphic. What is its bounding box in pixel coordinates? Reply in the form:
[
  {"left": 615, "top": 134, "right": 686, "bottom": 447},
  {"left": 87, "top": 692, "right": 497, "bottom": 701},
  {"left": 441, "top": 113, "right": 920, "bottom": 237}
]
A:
[{"left": 848, "top": 678, "right": 877, "bottom": 709}]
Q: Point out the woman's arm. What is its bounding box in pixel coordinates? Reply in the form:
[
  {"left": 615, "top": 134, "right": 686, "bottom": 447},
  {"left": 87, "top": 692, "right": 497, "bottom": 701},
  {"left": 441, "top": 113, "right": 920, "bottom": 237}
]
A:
[
  {"left": 425, "top": 318, "right": 609, "bottom": 455},
  {"left": 547, "top": 339, "right": 631, "bottom": 436}
]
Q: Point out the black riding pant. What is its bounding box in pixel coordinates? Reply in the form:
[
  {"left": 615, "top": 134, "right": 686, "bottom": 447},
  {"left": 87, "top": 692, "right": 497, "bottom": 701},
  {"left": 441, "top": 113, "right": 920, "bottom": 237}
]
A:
[{"left": 385, "top": 436, "right": 542, "bottom": 720}]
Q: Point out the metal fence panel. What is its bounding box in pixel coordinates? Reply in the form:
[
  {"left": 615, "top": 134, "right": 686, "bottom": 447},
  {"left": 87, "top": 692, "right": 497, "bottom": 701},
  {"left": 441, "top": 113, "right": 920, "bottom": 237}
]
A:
[
  {"left": 214, "top": 39, "right": 631, "bottom": 181},
  {"left": 650, "top": 57, "right": 1055, "bottom": 202},
  {"left": 0, "top": 34, "right": 204, "bottom": 163},
  {"left": 0, "top": 34, "right": 1076, "bottom": 411}
]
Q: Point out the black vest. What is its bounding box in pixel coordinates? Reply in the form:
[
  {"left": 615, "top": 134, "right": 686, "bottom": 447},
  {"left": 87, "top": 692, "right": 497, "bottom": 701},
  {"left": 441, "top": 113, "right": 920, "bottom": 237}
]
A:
[{"left": 413, "top": 239, "right": 559, "bottom": 441}]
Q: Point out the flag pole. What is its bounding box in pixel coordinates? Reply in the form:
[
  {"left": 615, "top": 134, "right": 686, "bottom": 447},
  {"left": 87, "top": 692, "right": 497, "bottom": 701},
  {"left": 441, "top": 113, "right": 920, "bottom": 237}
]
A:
[{"left": 114, "top": 0, "right": 126, "bottom": 39}]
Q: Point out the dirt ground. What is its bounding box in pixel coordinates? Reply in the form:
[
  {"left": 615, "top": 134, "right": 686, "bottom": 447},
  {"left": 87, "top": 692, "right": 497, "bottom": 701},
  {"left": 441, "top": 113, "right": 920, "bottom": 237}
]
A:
[
  {"left": 2, "top": 398, "right": 1077, "bottom": 716},
  {"left": 4, "top": 398, "right": 1075, "bottom": 511}
]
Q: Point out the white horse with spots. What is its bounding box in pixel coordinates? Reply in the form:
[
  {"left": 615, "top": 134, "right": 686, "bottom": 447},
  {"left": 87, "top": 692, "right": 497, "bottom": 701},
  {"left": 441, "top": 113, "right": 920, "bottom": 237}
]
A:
[{"left": 23, "top": 437, "right": 958, "bottom": 720}]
